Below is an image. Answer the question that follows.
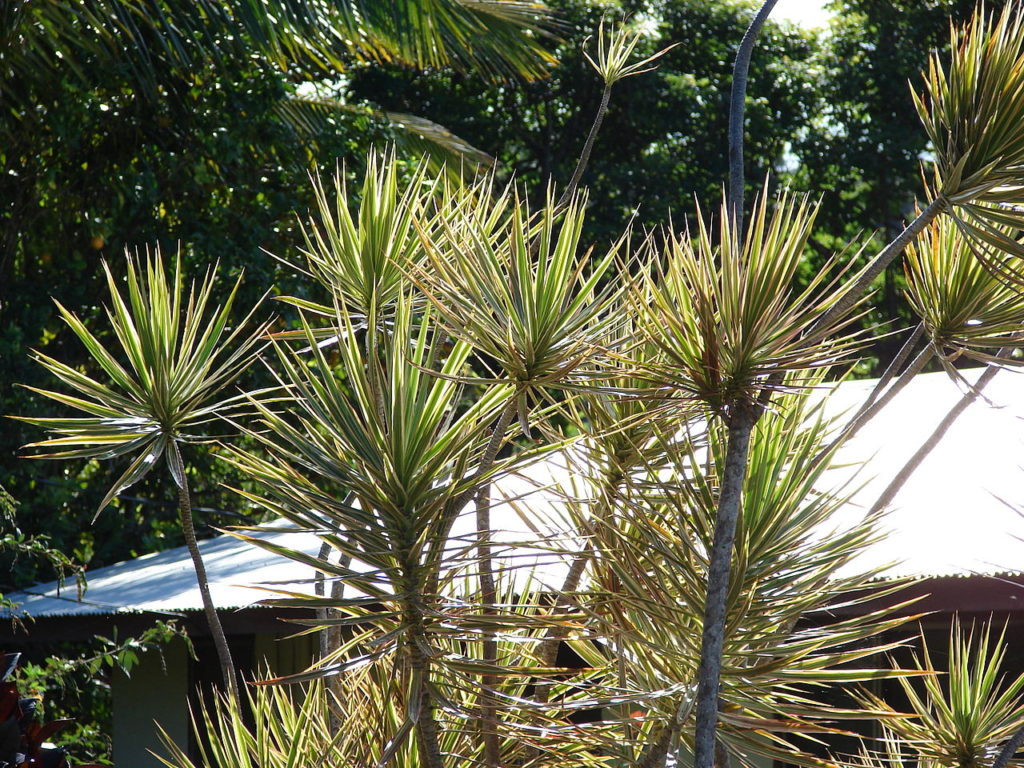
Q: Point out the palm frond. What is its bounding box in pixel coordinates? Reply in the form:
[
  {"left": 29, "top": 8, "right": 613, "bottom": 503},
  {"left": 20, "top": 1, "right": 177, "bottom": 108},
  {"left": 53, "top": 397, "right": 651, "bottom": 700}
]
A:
[
  {"left": 275, "top": 95, "right": 493, "bottom": 179},
  {"left": 3, "top": 0, "right": 558, "bottom": 105},
  {"left": 255, "top": 0, "right": 559, "bottom": 81}
]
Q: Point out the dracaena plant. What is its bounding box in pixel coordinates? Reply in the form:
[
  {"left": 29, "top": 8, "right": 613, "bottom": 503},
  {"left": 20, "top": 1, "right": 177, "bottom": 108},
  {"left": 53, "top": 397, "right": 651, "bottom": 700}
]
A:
[
  {"left": 417, "top": 186, "right": 624, "bottom": 418},
  {"left": 557, "top": 18, "right": 676, "bottom": 208},
  {"left": 566, "top": 378, "right": 913, "bottom": 768},
  {"left": 414, "top": 182, "right": 626, "bottom": 761},
  {"left": 281, "top": 150, "right": 439, "bottom": 346},
  {"left": 904, "top": 215, "right": 1024, "bottom": 370},
  {"left": 854, "top": 621, "right": 1024, "bottom": 768},
  {"left": 158, "top": 623, "right": 612, "bottom": 768},
  {"left": 629, "top": 186, "right": 868, "bottom": 768},
  {"left": 220, "top": 289, "right": 570, "bottom": 768},
  {"left": 807, "top": 3, "right": 1024, "bottom": 342},
  {"left": 915, "top": 4, "right": 1024, "bottom": 282},
  {"left": 836, "top": 213, "right": 1024, "bottom": 517},
  {"left": 15, "top": 248, "right": 267, "bottom": 695}
]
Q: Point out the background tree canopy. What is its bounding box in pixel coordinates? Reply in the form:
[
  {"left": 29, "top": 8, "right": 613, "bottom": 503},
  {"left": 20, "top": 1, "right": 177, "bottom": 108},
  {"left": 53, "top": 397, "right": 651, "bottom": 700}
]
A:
[
  {"left": 349, "top": 0, "right": 820, "bottom": 245},
  {"left": 0, "top": 0, "right": 554, "bottom": 589}
]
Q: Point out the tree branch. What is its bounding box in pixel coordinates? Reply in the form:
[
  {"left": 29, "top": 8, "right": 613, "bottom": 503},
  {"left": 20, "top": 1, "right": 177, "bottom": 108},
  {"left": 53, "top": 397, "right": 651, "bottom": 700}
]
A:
[{"left": 556, "top": 84, "right": 612, "bottom": 209}]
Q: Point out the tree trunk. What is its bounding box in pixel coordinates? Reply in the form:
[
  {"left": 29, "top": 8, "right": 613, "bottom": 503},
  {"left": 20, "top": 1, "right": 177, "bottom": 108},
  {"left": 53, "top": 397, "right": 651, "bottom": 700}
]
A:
[
  {"left": 408, "top": 613, "right": 445, "bottom": 768},
  {"left": 170, "top": 441, "right": 237, "bottom": 696},
  {"left": 811, "top": 198, "right": 944, "bottom": 338},
  {"left": 475, "top": 481, "right": 501, "bottom": 768},
  {"left": 692, "top": 404, "right": 756, "bottom": 768}
]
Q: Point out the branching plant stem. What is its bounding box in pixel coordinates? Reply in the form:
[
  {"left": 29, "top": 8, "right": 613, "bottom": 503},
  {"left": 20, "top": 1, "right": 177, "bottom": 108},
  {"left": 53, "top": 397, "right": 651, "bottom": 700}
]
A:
[
  {"left": 315, "top": 535, "right": 349, "bottom": 732},
  {"left": 811, "top": 198, "right": 945, "bottom": 339},
  {"left": 473, "top": 399, "right": 516, "bottom": 768},
  {"left": 408, "top": 611, "right": 445, "bottom": 768},
  {"left": 867, "top": 323, "right": 926, "bottom": 405},
  {"left": 474, "top": 487, "right": 501, "bottom": 767},
  {"left": 814, "top": 342, "right": 936, "bottom": 468},
  {"left": 535, "top": 470, "right": 625, "bottom": 705},
  {"left": 556, "top": 84, "right": 612, "bottom": 210},
  {"left": 843, "top": 345, "right": 934, "bottom": 439}
]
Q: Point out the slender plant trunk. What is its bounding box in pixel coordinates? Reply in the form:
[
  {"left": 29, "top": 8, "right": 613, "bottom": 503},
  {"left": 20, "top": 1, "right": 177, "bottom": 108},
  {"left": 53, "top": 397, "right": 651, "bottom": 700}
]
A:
[
  {"left": 870, "top": 323, "right": 926, "bottom": 400},
  {"left": 727, "top": 0, "right": 779, "bottom": 231},
  {"left": 843, "top": 346, "right": 934, "bottom": 439},
  {"left": 316, "top": 540, "right": 347, "bottom": 732},
  {"left": 715, "top": 739, "right": 732, "bottom": 768},
  {"left": 812, "top": 198, "right": 945, "bottom": 338},
  {"left": 535, "top": 474, "right": 625, "bottom": 703},
  {"left": 693, "top": 404, "right": 756, "bottom": 768},
  {"left": 637, "top": 723, "right": 676, "bottom": 768},
  {"left": 530, "top": 541, "right": 591, "bottom": 712},
  {"left": 408, "top": 608, "right": 444, "bottom": 768},
  {"left": 993, "top": 722, "right": 1024, "bottom": 768},
  {"left": 327, "top": 567, "right": 346, "bottom": 721},
  {"left": 637, "top": 693, "right": 693, "bottom": 768},
  {"left": 169, "top": 441, "right": 237, "bottom": 696},
  {"left": 475, "top": 478, "right": 502, "bottom": 768},
  {"left": 465, "top": 399, "right": 516, "bottom": 767},
  {"left": 538, "top": 547, "right": 588, "bottom": 669},
  {"left": 869, "top": 350, "right": 1010, "bottom": 514},
  {"left": 316, "top": 541, "right": 331, "bottom": 661},
  {"left": 427, "top": 399, "right": 516, "bottom": 602},
  {"left": 556, "top": 85, "right": 612, "bottom": 210}
]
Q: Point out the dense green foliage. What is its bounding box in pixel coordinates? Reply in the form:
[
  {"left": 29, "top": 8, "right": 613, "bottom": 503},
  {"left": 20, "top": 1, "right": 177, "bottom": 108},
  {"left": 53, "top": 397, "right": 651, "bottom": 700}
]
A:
[
  {"left": 0, "top": 9, "right": 422, "bottom": 587},
  {"left": 350, "top": 0, "right": 820, "bottom": 245}
]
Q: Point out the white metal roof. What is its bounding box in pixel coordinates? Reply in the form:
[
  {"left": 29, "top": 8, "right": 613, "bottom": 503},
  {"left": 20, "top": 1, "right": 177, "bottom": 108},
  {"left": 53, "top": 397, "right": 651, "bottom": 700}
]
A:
[
  {"left": 8, "top": 368, "right": 1024, "bottom": 619},
  {"left": 823, "top": 367, "right": 1024, "bottom": 579}
]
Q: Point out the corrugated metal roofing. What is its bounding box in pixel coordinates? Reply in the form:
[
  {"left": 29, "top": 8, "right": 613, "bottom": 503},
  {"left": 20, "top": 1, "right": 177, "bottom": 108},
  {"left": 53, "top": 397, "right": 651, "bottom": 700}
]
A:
[{"left": 8, "top": 368, "right": 1024, "bottom": 619}]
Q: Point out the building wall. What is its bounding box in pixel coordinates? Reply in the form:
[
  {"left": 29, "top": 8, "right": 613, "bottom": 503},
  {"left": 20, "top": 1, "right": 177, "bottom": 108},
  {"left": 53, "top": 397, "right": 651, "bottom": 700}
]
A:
[
  {"left": 111, "top": 631, "right": 316, "bottom": 767},
  {"left": 112, "top": 638, "right": 189, "bottom": 768},
  {"left": 253, "top": 630, "right": 316, "bottom": 679}
]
